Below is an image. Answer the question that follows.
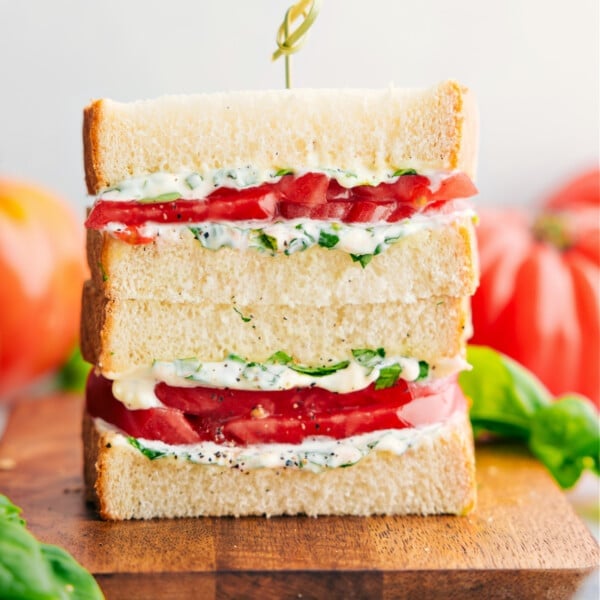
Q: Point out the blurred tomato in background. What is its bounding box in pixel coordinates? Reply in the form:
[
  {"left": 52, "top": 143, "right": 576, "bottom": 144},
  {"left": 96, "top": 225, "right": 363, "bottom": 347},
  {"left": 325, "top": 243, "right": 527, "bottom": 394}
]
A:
[
  {"left": 472, "top": 170, "right": 600, "bottom": 407},
  {"left": 0, "top": 178, "right": 87, "bottom": 400}
]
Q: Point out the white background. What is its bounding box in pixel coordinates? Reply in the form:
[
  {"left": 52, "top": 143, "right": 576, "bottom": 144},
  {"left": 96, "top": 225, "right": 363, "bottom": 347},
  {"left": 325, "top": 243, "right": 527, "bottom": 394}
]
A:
[{"left": 0, "top": 0, "right": 598, "bottom": 217}]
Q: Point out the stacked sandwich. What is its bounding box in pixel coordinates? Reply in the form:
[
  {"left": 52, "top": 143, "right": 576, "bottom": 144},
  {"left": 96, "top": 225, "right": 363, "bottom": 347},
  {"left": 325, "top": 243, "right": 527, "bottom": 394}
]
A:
[{"left": 81, "top": 80, "right": 479, "bottom": 520}]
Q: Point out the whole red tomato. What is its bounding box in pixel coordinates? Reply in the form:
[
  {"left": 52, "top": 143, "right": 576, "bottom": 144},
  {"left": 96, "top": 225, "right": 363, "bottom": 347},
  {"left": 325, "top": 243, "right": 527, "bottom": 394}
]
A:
[
  {"left": 0, "top": 178, "right": 87, "bottom": 400},
  {"left": 472, "top": 170, "right": 600, "bottom": 407}
]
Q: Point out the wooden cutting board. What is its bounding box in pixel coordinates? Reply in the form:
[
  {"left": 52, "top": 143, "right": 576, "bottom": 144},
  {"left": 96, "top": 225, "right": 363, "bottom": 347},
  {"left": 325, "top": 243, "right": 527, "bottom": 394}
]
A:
[{"left": 0, "top": 394, "right": 597, "bottom": 600}]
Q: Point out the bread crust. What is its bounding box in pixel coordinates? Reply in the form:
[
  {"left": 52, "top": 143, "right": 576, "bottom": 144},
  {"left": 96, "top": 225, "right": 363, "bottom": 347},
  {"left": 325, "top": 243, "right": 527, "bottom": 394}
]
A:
[
  {"left": 83, "top": 81, "right": 478, "bottom": 195},
  {"left": 83, "top": 410, "right": 476, "bottom": 519},
  {"left": 83, "top": 100, "right": 103, "bottom": 195}
]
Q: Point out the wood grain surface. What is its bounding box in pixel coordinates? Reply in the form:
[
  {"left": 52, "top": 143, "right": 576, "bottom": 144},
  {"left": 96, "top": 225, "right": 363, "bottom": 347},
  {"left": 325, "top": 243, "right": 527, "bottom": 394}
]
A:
[{"left": 0, "top": 394, "right": 597, "bottom": 600}]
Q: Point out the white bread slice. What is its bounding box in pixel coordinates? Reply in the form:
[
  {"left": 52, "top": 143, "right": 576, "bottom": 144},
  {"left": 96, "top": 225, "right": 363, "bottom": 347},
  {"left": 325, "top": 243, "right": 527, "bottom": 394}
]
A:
[
  {"left": 88, "top": 215, "right": 478, "bottom": 306},
  {"left": 83, "top": 81, "right": 478, "bottom": 194},
  {"left": 81, "top": 281, "right": 472, "bottom": 374},
  {"left": 83, "top": 409, "right": 476, "bottom": 519}
]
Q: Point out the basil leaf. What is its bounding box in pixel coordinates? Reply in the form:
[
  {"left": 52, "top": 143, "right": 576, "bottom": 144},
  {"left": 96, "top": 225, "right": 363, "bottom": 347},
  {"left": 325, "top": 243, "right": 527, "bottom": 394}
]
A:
[
  {"left": 56, "top": 346, "right": 92, "bottom": 393},
  {"left": 375, "top": 363, "right": 402, "bottom": 390},
  {"left": 392, "top": 168, "right": 417, "bottom": 177},
  {"left": 127, "top": 437, "right": 167, "bottom": 460},
  {"left": 529, "top": 395, "right": 600, "bottom": 488},
  {"left": 0, "top": 495, "right": 104, "bottom": 600},
  {"left": 350, "top": 253, "right": 373, "bottom": 268},
  {"left": 318, "top": 231, "right": 339, "bottom": 249},
  {"left": 233, "top": 307, "right": 252, "bottom": 323},
  {"left": 289, "top": 360, "right": 350, "bottom": 377},
  {"left": 459, "top": 346, "right": 550, "bottom": 438},
  {"left": 139, "top": 191, "right": 180, "bottom": 203},
  {"left": 351, "top": 348, "right": 385, "bottom": 368},
  {"left": 274, "top": 168, "right": 293, "bottom": 177},
  {"left": 226, "top": 353, "right": 247, "bottom": 364},
  {"left": 266, "top": 351, "right": 293, "bottom": 365},
  {"left": 460, "top": 345, "right": 599, "bottom": 489},
  {"left": 258, "top": 232, "right": 278, "bottom": 252},
  {"left": 418, "top": 360, "right": 429, "bottom": 379}
]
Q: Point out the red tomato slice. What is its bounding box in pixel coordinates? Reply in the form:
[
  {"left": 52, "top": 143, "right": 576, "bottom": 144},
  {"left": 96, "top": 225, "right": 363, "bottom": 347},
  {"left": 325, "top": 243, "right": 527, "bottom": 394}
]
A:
[
  {"left": 433, "top": 172, "right": 478, "bottom": 201},
  {"left": 309, "top": 201, "right": 351, "bottom": 220},
  {"left": 155, "top": 379, "right": 414, "bottom": 417},
  {"left": 87, "top": 172, "right": 477, "bottom": 230},
  {"left": 86, "top": 373, "right": 201, "bottom": 444},
  {"left": 278, "top": 173, "right": 329, "bottom": 205},
  {"left": 112, "top": 227, "right": 155, "bottom": 245},
  {"left": 387, "top": 203, "right": 416, "bottom": 222},
  {"left": 326, "top": 179, "right": 352, "bottom": 201},
  {"left": 343, "top": 201, "right": 394, "bottom": 223},
  {"left": 222, "top": 402, "right": 411, "bottom": 445},
  {"left": 86, "top": 371, "right": 466, "bottom": 446}
]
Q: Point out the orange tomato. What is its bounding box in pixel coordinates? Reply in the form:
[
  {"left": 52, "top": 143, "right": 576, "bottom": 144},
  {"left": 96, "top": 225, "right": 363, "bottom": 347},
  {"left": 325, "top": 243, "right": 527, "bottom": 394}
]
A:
[
  {"left": 0, "top": 178, "right": 87, "bottom": 399},
  {"left": 472, "top": 170, "right": 600, "bottom": 407}
]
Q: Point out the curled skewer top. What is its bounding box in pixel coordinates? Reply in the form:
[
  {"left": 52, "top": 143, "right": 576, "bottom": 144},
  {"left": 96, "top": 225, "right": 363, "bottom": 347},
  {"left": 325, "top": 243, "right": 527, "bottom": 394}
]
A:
[{"left": 273, "top": 0, "right": 322, "bottom": 88}]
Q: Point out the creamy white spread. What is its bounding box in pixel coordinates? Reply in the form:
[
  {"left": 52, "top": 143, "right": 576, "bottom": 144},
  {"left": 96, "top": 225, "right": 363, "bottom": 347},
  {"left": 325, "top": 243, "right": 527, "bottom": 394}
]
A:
[
  {"left": 98, "top": 167, "right": 456, "bottom": 201},
  {"left": 103, "top": 210, "right": 475, "bottom": 259},
  {"left": 110, "top": 354, "right": 469, "bottom": 411},
  {"left": 95, "top": 413, "right": 462, "bottom": 473}
]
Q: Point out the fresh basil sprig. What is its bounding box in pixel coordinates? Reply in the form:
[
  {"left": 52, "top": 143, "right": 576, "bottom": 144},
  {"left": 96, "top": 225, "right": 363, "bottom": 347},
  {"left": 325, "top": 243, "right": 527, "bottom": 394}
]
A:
[
  {"left": 459, "top": 345, "right": 600, "bottom": 488},
  {"left": 392, "top": 168, "right": 418, "bottom": 177},
  {"left": 128, "top": 437, "right": 166, "bottom": 460},
  {"left": 139, "top": 191, "right": 180, "bottom": 203},
  {"left": 288, "top": 360, "right": 350, "bottom": 377},
  {"left": 0, "top": 495, "right": 104, "bottom": 600}
]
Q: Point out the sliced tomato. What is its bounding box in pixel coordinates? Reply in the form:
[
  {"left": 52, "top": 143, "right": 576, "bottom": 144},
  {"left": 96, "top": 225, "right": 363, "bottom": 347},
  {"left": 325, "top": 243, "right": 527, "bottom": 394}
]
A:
[
  {"left": 112, "top": 226, "right": 155, "bottom": 245},
  {"left": 86, "top": 187, "right": 277, "bottom": 228},
  {"left": 86, "top": 371, "right": 466, "bottom": 446},
  {"left": 86, "top": 373, "right": 201, "bottom": 444},
  {"left": 155, "top": 379, "right": 414, "bottom": 417},
  {"left": 326, "top": 180, "right": 352, "bottom": 201},
  {"left": 278, "top": 173, "right": 329, "bottom": 205},
  {"left": 387, "top": 203, "right": 417, "bottom": 222},
  {"left": 87, "top": 172, "right": 477, "bottom": 231},
  {"left": 222, "top": 402, "right": 411, "bottom": 445},
  {"left": 309, "top": 201, "right": 351, "bottom": 220},
  {"left": 344, "top": 201, "right": 394, "bottom": 223},
  {"left": 433, "top": 172, "right": 478, "bottom": 201}
]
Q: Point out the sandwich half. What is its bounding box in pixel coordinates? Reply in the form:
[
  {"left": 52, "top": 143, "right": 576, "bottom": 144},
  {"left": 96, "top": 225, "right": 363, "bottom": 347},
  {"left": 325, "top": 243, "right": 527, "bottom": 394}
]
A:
[{"left": 81, "top": 80, "right": 479, "bottom": 519}]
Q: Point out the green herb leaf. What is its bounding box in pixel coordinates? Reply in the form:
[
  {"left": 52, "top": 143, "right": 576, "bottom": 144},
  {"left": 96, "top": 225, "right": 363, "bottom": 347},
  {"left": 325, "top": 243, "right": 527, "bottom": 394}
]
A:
[
  {"left": 460, "top": 345, "right": 599, "bottom": 488},
  {"left": 418, "top": 361, "right": 429, "bottom": 379},
  {"left": 274, "top": 168, "right": 294, "bottom": 177},
  {"left": 266, "top": 351, "right": 293, "bottom": 365},
  {"left": 318, "top": 231, "right": 340, "bottom": 249},
  {"left": 226, "top": 353, "right": 246, "bottom": 364},
  {"left": 350, "top": 253, "right": 373, "bottom": 268},
  {"left": 392, "top": 168, "right": 417, "bottom": 177},
  {"left": 233, "top": 307, "right": 252, "bottom": 322},
  {"left": 258, "top": 232, "right": 278, "bottom": 252},
  {"left": 459, "top": 346, "right": 550, "bottom": 439},
  {"left": 289, "top": 360, "right": 350, "bottom": 377},
  {"left": 529, "top": 395, "right": 600, "bottom": 488},
  {"left": 127, "top": 437, "right": 167, "bottom": 460},
  {"left": 375, "top": 363, "right": 402, "bottom": 389},
  {"left": 139, "top": 192, "right": 180, "bottom": 203},
  {"left": 56, "top": 346, "right": 92, "bottom": 393},
  {"left": 0, "top": 495, "right": 104, "bottom": 599},
  {"left": 351, "top": 348, "right": 385, "bottom": 368}
]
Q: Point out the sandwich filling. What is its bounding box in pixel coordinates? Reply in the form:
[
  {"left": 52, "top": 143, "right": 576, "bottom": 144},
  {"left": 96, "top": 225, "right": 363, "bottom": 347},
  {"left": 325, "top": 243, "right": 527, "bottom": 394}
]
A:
[
  {"left": 86, "top": 170, "right": 477, "bottom": 247},
  {"left": 86, "top": 166, "right": 476, "bottom": 468}
]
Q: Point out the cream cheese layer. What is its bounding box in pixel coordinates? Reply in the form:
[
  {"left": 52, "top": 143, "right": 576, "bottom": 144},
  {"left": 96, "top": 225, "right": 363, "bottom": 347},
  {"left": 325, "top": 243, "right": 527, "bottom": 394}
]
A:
[
  {"left": 95, "top": 408, "right": 466, "bottom": 473},
  {"left": 109, "top": 353, "right": 470, "bottom": 411}
]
